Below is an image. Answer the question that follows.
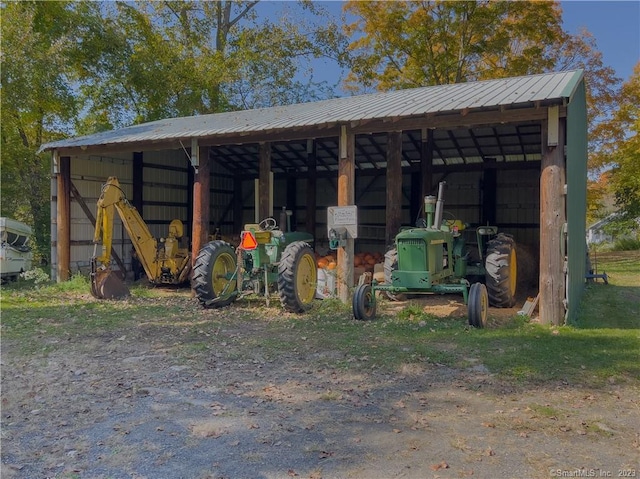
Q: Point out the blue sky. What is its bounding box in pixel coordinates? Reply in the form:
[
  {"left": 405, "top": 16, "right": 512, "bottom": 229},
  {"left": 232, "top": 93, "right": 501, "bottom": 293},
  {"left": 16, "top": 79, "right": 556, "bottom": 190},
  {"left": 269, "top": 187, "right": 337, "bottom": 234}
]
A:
[
  {"left": 259, "top": 0, "right": 639, "bottom": 92},
  {"left": 561, "top": 0, "right": 639, "bottom": 81}
]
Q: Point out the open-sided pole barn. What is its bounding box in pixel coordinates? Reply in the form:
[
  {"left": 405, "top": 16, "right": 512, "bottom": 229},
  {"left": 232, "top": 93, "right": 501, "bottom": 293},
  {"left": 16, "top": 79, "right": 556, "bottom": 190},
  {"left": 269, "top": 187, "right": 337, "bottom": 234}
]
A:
[{"left": 40, "top": 70, "right": 588, "bottom": 325}]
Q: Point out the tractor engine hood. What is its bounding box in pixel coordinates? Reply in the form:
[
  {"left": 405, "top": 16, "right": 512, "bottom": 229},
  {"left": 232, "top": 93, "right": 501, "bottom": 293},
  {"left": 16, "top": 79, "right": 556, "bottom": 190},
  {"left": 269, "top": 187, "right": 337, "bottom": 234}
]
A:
[{"left": 395, "top": 227, "right": 449, "bottom": 245}]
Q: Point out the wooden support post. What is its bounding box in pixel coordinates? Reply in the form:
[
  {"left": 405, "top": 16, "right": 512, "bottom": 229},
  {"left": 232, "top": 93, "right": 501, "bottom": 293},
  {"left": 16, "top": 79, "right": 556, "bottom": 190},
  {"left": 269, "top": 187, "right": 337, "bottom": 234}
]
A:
[
  {"left": 56, "top": 156, "right": 71, "bottom": 282},
  {"left": 259, "top": 142, "right": 271, "bottom": 220},
  {"left": 539, "top": 116, "right": 566, "bottom": 325},
  {"left": 191, "top": 145, "right": 210, "bottom": 269},
  {"left": 305, "top": 140, "right": 317, "bottom": 236},
  {"left": 337, "top": 126, "right": 355, "bottom": 304},
  {"left": 386, "top": 131, "right": 403, "bottom": 246}
]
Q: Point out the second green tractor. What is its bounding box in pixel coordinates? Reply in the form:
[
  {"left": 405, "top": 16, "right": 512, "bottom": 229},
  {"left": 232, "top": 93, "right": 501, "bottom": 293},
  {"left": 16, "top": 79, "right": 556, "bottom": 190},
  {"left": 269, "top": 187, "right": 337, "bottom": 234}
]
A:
[{"left": 353, "top": 182, "right": 517, "bottom": 327}]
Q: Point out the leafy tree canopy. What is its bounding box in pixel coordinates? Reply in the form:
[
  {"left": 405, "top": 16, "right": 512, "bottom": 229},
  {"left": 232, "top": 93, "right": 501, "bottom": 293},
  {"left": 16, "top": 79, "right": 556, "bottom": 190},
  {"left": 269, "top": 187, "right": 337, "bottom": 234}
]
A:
[
  {"left": 603, "top": 63, "right": 640, "bottom": 226},
  {"left": 1, "top": 1, "right": 347, "bottom": 261},
  {"left": 343, "top": 0, "right": 622, "bottom": 176}
]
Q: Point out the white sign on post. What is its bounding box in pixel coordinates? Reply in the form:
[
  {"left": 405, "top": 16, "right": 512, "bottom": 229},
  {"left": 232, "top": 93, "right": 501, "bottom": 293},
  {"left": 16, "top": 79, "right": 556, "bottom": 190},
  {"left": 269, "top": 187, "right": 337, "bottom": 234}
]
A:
[{"left": 327, "top": 205, "right": 358, "bottom": 238}]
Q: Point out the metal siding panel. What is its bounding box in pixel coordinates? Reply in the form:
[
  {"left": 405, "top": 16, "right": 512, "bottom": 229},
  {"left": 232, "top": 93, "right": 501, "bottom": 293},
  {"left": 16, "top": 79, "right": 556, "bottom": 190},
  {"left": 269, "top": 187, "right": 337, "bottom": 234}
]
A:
[
  {"left": 66, "top": 156, "right": 133, "bottom": 277},
  {"left": 145, "top": 149, "right": 185, "bottom": 166}
]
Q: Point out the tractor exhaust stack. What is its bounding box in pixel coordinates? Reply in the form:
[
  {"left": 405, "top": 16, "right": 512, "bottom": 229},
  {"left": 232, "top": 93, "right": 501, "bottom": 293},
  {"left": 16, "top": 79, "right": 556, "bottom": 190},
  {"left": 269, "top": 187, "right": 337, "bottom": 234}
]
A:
[{"left": 434, "top": 181, "right": 446, "bottom": 230}]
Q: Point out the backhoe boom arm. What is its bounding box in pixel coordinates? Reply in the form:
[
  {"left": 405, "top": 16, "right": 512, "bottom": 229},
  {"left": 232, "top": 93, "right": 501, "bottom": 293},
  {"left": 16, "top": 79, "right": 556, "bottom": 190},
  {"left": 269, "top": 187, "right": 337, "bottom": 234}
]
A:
[{"left": 91, "top": 176, "right": 191, "bottom": 299}]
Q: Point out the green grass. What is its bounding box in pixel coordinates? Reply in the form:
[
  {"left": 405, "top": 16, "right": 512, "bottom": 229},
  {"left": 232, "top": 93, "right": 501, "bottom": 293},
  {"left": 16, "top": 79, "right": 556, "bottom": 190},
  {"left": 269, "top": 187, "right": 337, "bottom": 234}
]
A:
[
  {"left": 2, "top": 251, "right": 639, "bottom": 389},
  {"left": 578, "top": 249, "right": 640, "bottom": 328}
]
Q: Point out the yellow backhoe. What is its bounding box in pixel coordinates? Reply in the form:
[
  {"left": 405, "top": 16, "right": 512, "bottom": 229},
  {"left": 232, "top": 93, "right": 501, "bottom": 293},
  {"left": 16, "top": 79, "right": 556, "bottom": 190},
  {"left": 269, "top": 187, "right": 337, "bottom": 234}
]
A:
[{"left": 91, "top": 176, "right": 191, "bottom": 299}]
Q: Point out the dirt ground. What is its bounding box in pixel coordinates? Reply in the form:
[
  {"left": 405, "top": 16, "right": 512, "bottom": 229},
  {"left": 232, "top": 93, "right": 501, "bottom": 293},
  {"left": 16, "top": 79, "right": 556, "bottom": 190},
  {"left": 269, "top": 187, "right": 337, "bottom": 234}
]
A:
[{"left": 1, "top": 291, "right": 639, "bottom": 479}]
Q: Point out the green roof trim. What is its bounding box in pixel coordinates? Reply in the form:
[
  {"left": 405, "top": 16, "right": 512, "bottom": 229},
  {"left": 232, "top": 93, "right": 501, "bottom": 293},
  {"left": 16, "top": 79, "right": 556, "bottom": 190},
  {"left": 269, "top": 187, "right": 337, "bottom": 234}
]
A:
[{"left": 559, "top": 69, "right": 585, "bottom": 102}]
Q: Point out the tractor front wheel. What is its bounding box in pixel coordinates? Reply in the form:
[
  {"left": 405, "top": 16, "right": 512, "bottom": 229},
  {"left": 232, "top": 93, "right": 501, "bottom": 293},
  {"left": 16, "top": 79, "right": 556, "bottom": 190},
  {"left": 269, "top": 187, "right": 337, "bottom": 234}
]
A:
[
  {"left": 384, "top": 248, "right": 406, "bottom": 301},
  {"left": 468, "top": 282, "right": 488, "bottom": 328},
  {"left": 353, "top": 283, "right": 376, "bottom": 321},
  {"left": 278, "top": 241, "right": 317, "bottom": 313},
  {"left": 192, "top": 241, "right": 237, "bottom": 308},
  {"left": 485, "top": 233, "right": 517, "bottom": 308}
]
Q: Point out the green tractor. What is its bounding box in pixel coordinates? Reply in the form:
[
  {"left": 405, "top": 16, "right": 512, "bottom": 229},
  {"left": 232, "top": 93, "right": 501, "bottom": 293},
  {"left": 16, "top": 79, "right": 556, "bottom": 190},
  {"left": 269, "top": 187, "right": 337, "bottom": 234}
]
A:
[
  {"left": 193, "top": 210, "right": 317, "bottom": 313},
  {"left": 353, "top": 182, "right": 517, "bottom": 327}
]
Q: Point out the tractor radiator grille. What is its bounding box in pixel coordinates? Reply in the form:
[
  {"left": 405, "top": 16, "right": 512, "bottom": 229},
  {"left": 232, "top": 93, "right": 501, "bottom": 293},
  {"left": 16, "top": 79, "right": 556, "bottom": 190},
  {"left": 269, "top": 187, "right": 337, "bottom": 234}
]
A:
[
  {"left": 397, "top": 239, "right": 427, "bottom": 271},
  {"left": 398, "top": 239, "right": 423, "bottom": 246}
]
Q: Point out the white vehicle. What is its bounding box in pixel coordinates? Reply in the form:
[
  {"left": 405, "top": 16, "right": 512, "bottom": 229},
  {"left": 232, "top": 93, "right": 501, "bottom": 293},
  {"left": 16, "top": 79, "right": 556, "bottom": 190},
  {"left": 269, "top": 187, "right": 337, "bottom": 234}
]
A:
[{"left": 0, "top": 217, "right": 33, "bottom": 282}]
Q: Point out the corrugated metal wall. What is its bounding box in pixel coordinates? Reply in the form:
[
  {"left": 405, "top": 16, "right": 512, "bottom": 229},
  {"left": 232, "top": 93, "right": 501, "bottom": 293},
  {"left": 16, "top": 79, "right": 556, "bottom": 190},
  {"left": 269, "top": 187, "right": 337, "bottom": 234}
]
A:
[
  {"left": 51, "top": 153, "right": 133, "bottom": 279},
  {"left": 210, "top": 150, "right": 236, "bottom": 237},
  {"left": 142, "top": 150, "right": 189, "bottom": 238},
  {"left": 51, "top": 149, "right": 194, "bottom": 279},
  {"left": 243, "top": 167, "right": 541, "bottom": 258}
]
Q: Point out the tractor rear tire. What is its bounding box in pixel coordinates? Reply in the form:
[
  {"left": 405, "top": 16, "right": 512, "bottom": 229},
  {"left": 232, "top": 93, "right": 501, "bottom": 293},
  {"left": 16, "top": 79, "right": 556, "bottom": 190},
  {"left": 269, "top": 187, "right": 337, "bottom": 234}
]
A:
[
  {"left": 278, "top": 241, "right": 317, "bottom": 313},
  {"left": 384, "top": 248, "right": 406, "bottom": 301},
  {"left": 485, "top": 233, "right": 517, "bottom": 308},
  {"left": 468, "top": 282, "right": 488, "bottom": 328},
  {"left": 353, "top": 283, "right": 376, "bottom": 321},
  {"left": 192, "top": 241, "right": 237, "bottom": 308}
]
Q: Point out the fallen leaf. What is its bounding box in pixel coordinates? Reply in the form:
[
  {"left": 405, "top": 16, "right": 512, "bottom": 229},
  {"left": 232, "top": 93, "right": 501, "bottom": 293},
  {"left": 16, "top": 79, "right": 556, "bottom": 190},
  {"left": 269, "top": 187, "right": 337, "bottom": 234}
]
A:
[{"left": 430, "top": 461, "right": 449, "bottom": 471}]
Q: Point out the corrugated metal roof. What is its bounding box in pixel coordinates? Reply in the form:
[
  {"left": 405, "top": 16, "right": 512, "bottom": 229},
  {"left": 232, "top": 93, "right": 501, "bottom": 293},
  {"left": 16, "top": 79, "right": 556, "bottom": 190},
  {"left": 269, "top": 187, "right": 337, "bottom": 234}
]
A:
[{"left": 39, "top": 70, "right": 583, "bottom": 152}]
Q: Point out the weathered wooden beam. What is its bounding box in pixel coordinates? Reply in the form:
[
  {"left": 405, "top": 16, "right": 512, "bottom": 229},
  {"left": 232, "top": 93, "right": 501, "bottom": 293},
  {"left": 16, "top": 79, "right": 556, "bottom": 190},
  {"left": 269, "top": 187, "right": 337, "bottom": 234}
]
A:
[
  {"left": 191, "top": 144, "right": 210, "bottom": 269},
  {"left": 386, "top": 131, "right": 403, "bottom": 246},
  {"left": 352, "top": 105, "right": 567, "bottom": 135},
  {"left": 539, "top": 117, "right": 566, "bottom": 325},
  {"left": 337, "top": 125, "right": 355, "bottom": 303},
  {"left": 56, "top": 156, "right": 71, "bottom": 282}
]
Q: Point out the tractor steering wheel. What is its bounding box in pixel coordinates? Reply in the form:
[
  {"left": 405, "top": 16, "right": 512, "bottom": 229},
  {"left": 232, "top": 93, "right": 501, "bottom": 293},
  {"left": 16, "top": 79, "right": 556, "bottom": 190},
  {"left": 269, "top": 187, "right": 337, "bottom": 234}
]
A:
[{"left": 259, "top": 217, "right": 277, "bottom": 231}]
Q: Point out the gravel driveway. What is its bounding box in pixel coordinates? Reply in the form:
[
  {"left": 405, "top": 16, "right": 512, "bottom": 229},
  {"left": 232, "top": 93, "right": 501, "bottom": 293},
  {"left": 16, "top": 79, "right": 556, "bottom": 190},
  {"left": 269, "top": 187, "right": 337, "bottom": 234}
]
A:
[{"left": 2, "top": 294, "right": 638, "bottom": 479}]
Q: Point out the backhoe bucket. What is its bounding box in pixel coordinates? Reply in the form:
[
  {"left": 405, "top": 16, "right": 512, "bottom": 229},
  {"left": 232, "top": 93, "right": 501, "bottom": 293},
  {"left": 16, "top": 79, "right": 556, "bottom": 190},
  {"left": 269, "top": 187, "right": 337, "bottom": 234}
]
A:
[{"left": 90, "top": 260, "right": 130, "bottom": 299}]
